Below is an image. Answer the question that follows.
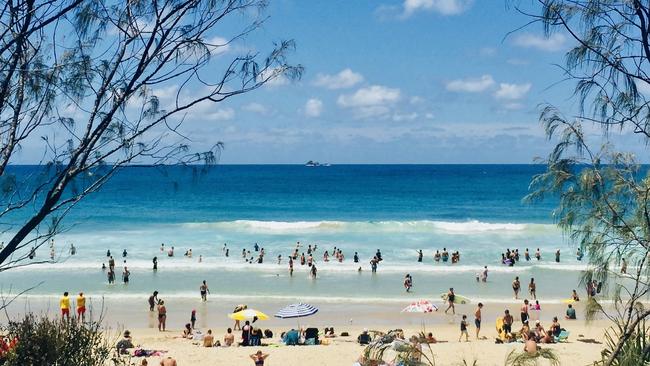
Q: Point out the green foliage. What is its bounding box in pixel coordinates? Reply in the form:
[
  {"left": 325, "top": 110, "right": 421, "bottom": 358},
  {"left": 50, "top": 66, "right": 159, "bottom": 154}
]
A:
[
  {"left": 0, "top": 314, "right": 125, "bottom": 366},
  {"left": 598, "top": 319, "right": 650, "bottom": 366},
  {"left": 504, "top": 349, "right": 560, "bottom": 366},
  {"left": 360, "top": 331, "right": 436, "bottom": 366}
]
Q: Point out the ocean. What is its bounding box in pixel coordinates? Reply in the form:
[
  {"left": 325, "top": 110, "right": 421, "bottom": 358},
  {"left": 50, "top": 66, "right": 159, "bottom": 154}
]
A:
[{"left": 1, "top": 165, "right": 588, "bottom": 307}]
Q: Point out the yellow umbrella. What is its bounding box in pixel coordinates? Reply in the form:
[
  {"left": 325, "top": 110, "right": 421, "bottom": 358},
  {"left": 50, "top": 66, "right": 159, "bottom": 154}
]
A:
[{"left": 228, "top": 308, "right": 269, "bottom": 321}]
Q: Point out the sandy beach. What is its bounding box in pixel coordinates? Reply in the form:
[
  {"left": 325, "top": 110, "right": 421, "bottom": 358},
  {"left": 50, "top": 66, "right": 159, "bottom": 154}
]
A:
[{"left": 114, "top": 320, "right": 608, "bottom": 366}]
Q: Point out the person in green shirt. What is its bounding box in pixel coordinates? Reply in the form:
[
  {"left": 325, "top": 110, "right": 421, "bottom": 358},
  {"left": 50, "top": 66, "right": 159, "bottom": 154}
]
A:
[{"left": 565, "top": 304, "right": 576, "bottom": 320}]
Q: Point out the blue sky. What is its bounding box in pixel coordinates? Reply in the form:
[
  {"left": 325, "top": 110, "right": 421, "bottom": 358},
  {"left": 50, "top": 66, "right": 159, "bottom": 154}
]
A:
[{"left": 18, "top": 0, "right": 648, "bottom": 164}]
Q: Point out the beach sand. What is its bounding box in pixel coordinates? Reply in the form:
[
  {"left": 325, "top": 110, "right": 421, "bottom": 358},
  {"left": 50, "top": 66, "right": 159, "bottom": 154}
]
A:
[
  {"left": 120, "top": 321, "right": 607, "bottom": 366},
  {"left": 42, "top": 299, "right": 606, "bottom": 366}
]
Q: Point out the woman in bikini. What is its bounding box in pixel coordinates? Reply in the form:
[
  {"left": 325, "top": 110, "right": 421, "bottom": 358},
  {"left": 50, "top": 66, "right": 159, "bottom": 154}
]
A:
[{"left": 157, "top": 300, "right": 167, "bottom": 331}]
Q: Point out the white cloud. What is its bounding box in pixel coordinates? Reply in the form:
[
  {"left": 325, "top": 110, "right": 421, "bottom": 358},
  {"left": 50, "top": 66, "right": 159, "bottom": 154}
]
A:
[
  {"left": 242, "top": 102, "right": 269, "bottom": 115},
  {"left": 403, "top": 0, "right": 473, "bottom": 17},
  {"left": 502, "top": 102, "right": 524, "bottom": 110},
  {"left": 258, "top": 67, "right": 289, "bottom": 86},
  {"left": 304, "top": 98, "right": 323, "bottom": 117},
  {"left": 446, "top": 75, "right": 495, "bottom": 93},
  {"left": 337, "top": 85, "right": 401, "bottom": 108},
  {"left": 205, "top": 36, "right": 230, "bottom": 56},
  {"left": 494, "top": 83, "right": 532, "bottom": 100},
  {"left": 313, "top": 69, "right": 364, "bottom": 89},
  {"left": 208, "top": 107, "right": 235, "bottom": 120},
  {"left": 392, "top": 112, "right": 419, "bottom": 122},
  {"left": 513, "top": 33, "right": 566, "bottom": 52}
]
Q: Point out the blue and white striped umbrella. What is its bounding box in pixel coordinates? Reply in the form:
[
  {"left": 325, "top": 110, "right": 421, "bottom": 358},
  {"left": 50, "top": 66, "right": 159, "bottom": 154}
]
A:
[{"left": 274, "top": 303, "right": 319, "bottom": 319}]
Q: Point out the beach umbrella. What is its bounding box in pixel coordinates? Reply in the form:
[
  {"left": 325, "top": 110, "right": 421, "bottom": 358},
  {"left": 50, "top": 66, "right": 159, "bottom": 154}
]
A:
[
  {"left": 401, "top": 300, "right": 438, "bottom": 313},
  {"left": 228, "top": 308, "right": 269, "bottom": 322},
  {"left": 274, "top": 303, "right": 319, "bottom": 319}
]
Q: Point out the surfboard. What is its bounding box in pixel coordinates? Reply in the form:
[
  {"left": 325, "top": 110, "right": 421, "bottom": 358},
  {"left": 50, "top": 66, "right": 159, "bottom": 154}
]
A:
[
  {"left": 495, "top": 316, "right": 505, "bottom": 340},
  {"left": 562, "top": 298, "right": 576, "bottom": 304},
  {"left": 440, "top": 293, "right": 471, "bottom": 304}
]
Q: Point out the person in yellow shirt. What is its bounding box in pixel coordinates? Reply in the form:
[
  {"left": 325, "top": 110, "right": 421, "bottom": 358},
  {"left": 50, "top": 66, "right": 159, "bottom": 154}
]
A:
[
  {"left": 60, "top": 292, "right": 70, "bottom": 321},
  {"left": 76, "top": 292, "right": 86, "bottom": 321}
]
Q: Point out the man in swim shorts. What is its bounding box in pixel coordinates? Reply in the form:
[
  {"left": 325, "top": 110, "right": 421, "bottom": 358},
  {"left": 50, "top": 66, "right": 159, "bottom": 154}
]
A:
[
  {"left": 76, "top": 292, "right": 86, "bottom": 321},
  {"left": 474, "top": 303, "right": 483, "bottom": 339},
  {"left": 60, "top": 292, "right": 70, "bottom": 321}
]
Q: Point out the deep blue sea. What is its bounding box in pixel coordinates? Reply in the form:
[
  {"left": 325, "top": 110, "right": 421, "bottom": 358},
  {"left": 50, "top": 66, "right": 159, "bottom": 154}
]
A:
[{"left": 1, "top": 165, "right": 588, "bottom": 305}]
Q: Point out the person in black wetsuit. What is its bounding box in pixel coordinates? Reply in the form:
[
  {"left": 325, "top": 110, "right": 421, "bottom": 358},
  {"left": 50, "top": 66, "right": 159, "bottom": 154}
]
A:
[{"left": 153, "top": 256, "right": 158, "bottom": 270}]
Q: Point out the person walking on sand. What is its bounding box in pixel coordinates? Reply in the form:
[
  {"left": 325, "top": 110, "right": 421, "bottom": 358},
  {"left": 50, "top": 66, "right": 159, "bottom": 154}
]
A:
[
  {"left": 157, "top": 300, "right": 167, "bottom": 331},
  {"left": 250, "top": 350, "right": 269, "bottom": 365},
  {"left": 60, "top": 292, "right": 71, "bottom": 321},
  {"left": 76, "top": 292, "right": 86, "bottom": 322},
  {"left": 458, "top": 315, "right": 469, "bottom": 342},
  {"left": 528, "top": 278, "right": 537, "bottom": 300},
  {"left": 200, "top": 280, "right": 210, "bottom": 301},
  {"left": 474, "top": 303, "right": 483, "bottom": 339},
  {"left": 445, "top": 288, "right": 456, "bottom": 315},
  {"left": 520, "top": 299, "right": 529, "bottom": 325},
  {"left": 512, "top": 276, "right": 521, "bottom": 299}
]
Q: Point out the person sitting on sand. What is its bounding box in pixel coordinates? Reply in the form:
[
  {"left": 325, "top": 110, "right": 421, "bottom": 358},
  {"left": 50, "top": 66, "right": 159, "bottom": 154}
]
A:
[
  {"left": 519, "top": 323, "right": 531, "bottom": 342},
  {"left": 203, "top": 329, "right": 215, "bottom": 347},
  {"left": 160, "top": 356, "right": 177, "bottom": 366},
  {"left": 182, "top": 323, "right": 193, "bottom": 339},
  {"left": 250, "top": 350, "right": 269, "bottom": 366},
  {"left": 425, "top": 332, "right": 437, "bottom": 344},
  {"left": 284, "top": 328, "right": 300, "bottom": 345},
  {"left": 116, "top": 330, "right": 135, "bottom": 354},
  {"left": 241, "top": 320, "right": 251, "bottom": 346},
  {"left": 534, "top": 320, "right": 553, "bottom": 343},
  {"left": 565, "top": 304, "right": 577, "bottom": 320},
  {"left": 224, "top": 328, "right": 235, "bottom": 346},
  {"left": 324, "top": 327, "right": 336, "bottom": 338},
  {"left": 524, "top": 332, "right": 538, "bottom": 355},
  {"left": 357, "top": 329, "right": 371, "bottom": 345}
]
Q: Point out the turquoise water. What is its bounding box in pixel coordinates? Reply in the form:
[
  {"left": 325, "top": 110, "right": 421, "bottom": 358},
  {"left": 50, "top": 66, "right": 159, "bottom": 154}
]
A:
[{"left": 0, "top": 165, "right": 587, "bottom": 305}]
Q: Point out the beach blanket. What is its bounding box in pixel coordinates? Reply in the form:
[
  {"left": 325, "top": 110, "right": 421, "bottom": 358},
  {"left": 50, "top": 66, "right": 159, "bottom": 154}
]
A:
[{"left": 133, "top": 349, "right": 167, "bottom": 357}]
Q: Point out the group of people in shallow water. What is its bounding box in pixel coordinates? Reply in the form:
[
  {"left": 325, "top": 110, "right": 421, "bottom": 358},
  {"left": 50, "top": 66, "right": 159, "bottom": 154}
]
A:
[
  {"left": 418, "top": 248, "right": 461, "bottom": 263},
  {"left": 501, "top": 247, "right": 587, "bottom": 266}
]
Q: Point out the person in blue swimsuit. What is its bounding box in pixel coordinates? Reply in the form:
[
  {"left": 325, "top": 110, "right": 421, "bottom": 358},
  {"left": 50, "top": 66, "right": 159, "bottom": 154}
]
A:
[{"left": 250, "top": 350, "right": 269, "bottom": 365}]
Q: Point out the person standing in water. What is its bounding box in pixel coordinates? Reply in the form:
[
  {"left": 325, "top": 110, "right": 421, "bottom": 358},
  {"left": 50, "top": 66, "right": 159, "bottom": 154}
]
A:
[
  {"left": 148, "top": 291, "right": 159, "bottom": 311},
  {"left": 417, "top": 250, "right": 423, "bottom": 263},
  {"left": 528, "top": 278, "right": 537, "bottom": 300},
  {"left": 288, "top": 257, "right": 294, "bottom": 276},
  {"left": 524, "top": 248, "right": 530, "bottom": 261},
  {"left": 535, "top": 248, "right": 541, "bottom": 260},
  {"left": 404, "top": 274, "right": 412, "bottom": 292},
  {"left": 153, "top": 256, "right": 158, "bottom": 271},
  {"left": 354, "top": 252, "right": 359, "bottom": 263},
  {"left": 122, "top": 266, "right": 130, "bottom": 284},
  {"left": 512, "top": 276, "right": 521, "bottom": 299},
  {"left": 445, "top": 288, "right": 456, "bottom": 315},
  {"left": 200, "top": 280, "right": 210, "bottom": 301},
  {"left": 555, "top": 249, "right": 561, "bottom": 262},
  {"left": 60, "top": 292, "right": 70, "bottom": 321}
]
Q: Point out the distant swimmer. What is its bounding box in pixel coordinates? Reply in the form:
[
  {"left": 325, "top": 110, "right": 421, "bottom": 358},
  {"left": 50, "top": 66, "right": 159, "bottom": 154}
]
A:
[
  {"left": 434, "top": 250, "right": 441, "bottom": 262},
  {"left": 576, "top": 248, "right": 583, "bottom": 261},
  {"left": 370, "top": 257, "right": 378, "bottom": 273},
  {"left": 109, "top": 256, "right": 115, "bottom": 271},
  {"left": 277, "top": 254, "right": 282, "bottom": 265},
  {"left": 160, "top": 243, "right": 165, "bottom": 252},
  {"left": 70, "top": 243, "right": 76, "bottom": 255},
  {"left": 300, "top": 253, "right": 306, "bottom": 266},
  {"left": 107, "top": 249, "right": 111, "bottom": 257},
  {"left": 512, "top": 276, "right": 521, "bottom": 299},
  {"left": 375, "top": 249, "right": 383, "bottom": 262},
  {"left": 168, "top": 246, "right": 174, "bottom": 257},
  {"left": 323, "top": 251, "right": 329, "bottom": 262},
  {"left": 199, "top": 255, "right": 202, "bottom": 263},
  {"left": 482, "top": 266, "right": 488, "bottom": 282},
  {"left": 200, "top": 280, "right": 210, "bottom": 301},
  {"left": 122, "top": 249, "right": 127, "bottom": 258},
  {"left": 524, "top": 248, "right": 530, "bottom": 261},
  {"left": 353, "top": 252, "right": 359, "bottom": 263},
  {"left": 441, "top": 248, "right": 449, "bottom": 262},
  {"left": 153, "top": 256, "right": 158, "bottom": 270},
  {"left": 225, "top": 248, "right": 229, "bottom": 257},
  {"left": 535, "top": 248, "right": 541, "bottom": 261},
  {"left": 310, "top": 264, "right": 317, "bottom": 279},
  {"left": 223, "top": 243, "right": 227, "bottom": 252},
  {"left": 417, "top": 250, "right": 423, "bottom": 263},
  {"left": 254, "top": 243, "right": 259, "bottom": 252},
  {"left": 102, "top": 263, "right": 106, "bottom": 270},
  {"left": 555, "top": 249, "right": 560, "bottom": 263},
  {"left": 107, "top": 270, "right": 115, "bottom": 284}
]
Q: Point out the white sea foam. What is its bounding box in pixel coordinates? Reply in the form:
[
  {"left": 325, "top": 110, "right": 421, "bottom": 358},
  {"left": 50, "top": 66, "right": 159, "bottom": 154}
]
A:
[{"left": 182, "top": 219, "right": 555, "bottom": 235}]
